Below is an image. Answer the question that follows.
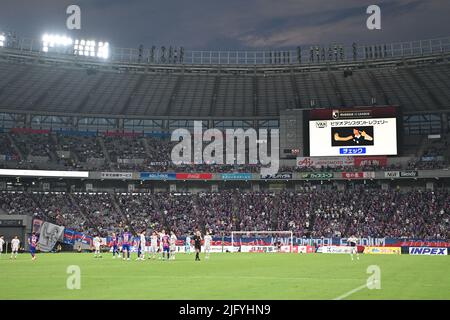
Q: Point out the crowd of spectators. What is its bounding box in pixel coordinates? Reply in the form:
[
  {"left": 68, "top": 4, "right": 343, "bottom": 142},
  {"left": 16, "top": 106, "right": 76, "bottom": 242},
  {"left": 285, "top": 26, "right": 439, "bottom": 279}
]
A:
[
  {"left": 1, "top": 132, "right": 449, "bottom": 172},
  {"left": 10, "top": 133, "right": 54, "bottom": 158},
  {"left": 57, "top": 135, "right": 105, "bottom": 163},
  {"left": 0, "top": 189, "right": 448, "bottom": 240}
]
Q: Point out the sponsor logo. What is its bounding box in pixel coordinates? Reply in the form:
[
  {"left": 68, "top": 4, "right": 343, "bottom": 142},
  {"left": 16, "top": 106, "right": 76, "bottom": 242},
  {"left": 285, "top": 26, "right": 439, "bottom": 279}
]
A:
[
  {"left": 332, "top": 110, "right": 339, "bottom": 119},
  {"left": 342, "top": 172, "right": 364, "bottom": 179},
  {"left": 296, "top": 245, "right": 315, "bottom": 254},
  {"left": 384, "top": 171, "right": 400, "bottom": 178},
  {"left": 354, "top": 156, "right": 388, "bottom": 167},
  {"left": 409, "top": 247, "right": 447, "bottom": 255},
  {"left": 301, "top": 172, "right": 334, "bottom": 179},
  {"left": 316, "top": 246, "right": 354, "bottom": 254},
  {"left": 261, "top": 173, "right": 292, "bottom": 180},
  {"left": 315, "top": 121, "right": 327, "bottom": 129},
  {"left": 363, "top": 246, "right": 401, "bottom": 255},
  {"left": 296, "top": 156, "right": 354, "bottom": 168},
  {"left": 101, "top": 172, "right": 133, "bottom": 180},
  {"left": 400, "top": 171, "right": 418, "bottom": 178},
  {"left": 176, "top": 173, "right": 213, "bottom": 180},
  {"left": 140, "top": 172, "right": 176, "bottom": 180},
  {"left": 221, "top": 173, "right": 252, "bottom": 180}
]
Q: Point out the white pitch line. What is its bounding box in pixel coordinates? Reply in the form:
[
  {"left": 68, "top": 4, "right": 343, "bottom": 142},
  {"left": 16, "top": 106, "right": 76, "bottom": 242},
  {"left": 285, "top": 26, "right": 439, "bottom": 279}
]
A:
[{"left": 333, "top": 281, "right": 375, "bottom": 300}]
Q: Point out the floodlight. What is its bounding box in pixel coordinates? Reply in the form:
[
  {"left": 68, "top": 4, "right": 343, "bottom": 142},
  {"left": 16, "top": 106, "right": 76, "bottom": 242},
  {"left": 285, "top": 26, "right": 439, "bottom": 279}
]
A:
[
  {"left": 97, "top": 41, "right": 110, "bottom": 59},
  {"left": 41, "top": 33, "right": 73, "bottom": 53},
  {"left": 0, "top": 33, "right": 5, "bottom": 47}
]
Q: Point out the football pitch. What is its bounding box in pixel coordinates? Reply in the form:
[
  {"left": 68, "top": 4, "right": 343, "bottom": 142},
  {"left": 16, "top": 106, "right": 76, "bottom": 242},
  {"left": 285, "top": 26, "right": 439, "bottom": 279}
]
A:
[{"left": 0, "top": 252, "right": 449, "bottom": 300}]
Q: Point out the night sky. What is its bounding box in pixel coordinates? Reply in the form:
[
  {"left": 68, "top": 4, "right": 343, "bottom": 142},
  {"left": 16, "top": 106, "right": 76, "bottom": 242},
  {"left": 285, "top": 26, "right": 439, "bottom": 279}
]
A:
[{"left": 1, "top": 0, "right": 449, "bottom": 50}]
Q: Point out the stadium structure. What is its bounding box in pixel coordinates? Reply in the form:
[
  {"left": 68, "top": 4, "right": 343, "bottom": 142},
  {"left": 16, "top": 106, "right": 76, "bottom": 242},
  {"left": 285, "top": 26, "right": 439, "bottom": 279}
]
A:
[{"left": 0, "top": 31, "right": 449, "bottom": 300}]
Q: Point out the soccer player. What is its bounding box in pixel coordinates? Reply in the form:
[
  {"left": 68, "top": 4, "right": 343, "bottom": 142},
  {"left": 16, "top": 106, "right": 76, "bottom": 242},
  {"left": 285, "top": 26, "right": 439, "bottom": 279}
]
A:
[
  {"left": 10, "top": 236, "right": 20, "bottom": 259},
  {"left": 204, "top": 231, "right": 212, "bottom": 260},
  {"left": 193, "top": 230, "right": 202, "bottom": 261},
  {"left": 0, "top": 235, "right": 4, "bottom": 258},
  {"left": 161, "top": 231, "right": 170, "bottom": 260},
  {"left": 122, "top": 228, "right": 132, "bottom": 261},
  {"left": 170, "top": 231, "right": 177, "bottom": 260},
  {"left": 111, "top": 232, "right": 119, "bottom": 258},
  {"left": 149, "top": 231, "right": 158, "bottom": 259},
  {"left": 347, "top": 235, "right": 359, "bottom": 261},
  {"left": 29, "top": 232, "right": 38, "bottom": 261},
  {"left": 137, "top": 230, "right": 146, "bottom": 261},
  {"left": 93, "top": 235, "right": 102, "bottom": 258},
  {"left": 185, "top": 235, "right": 191, "bottom": 255},
  {"left": 158, "top": 229, "right": 165, "bottom": 260}
]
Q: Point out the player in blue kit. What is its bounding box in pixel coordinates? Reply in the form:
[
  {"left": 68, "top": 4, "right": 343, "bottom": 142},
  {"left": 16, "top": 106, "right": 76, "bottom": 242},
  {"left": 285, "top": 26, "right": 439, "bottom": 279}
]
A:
[
  {"left": 162, "top": 231, "right": 170, "bottom": 260},
  {"left": 111, "top": 232, "right": 119, "bottom": 258},
  {"left": 122, "top": 228, "right": 132, "bottom": 261},
  {"left": 29, "top": 232, "right": 39, "bottom": 261}
]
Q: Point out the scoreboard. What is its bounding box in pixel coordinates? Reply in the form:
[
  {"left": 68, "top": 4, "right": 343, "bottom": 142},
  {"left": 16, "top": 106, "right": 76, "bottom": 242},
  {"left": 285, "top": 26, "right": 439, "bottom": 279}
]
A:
[{"left": 307, "top": 106, "right": 398, "bottom": 157}]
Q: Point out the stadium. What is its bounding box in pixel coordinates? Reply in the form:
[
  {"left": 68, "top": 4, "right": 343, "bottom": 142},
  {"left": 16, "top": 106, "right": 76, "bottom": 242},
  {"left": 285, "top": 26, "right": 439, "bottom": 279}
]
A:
[{"left": 0, "top": 1, "right": 449, "bottom": 303}]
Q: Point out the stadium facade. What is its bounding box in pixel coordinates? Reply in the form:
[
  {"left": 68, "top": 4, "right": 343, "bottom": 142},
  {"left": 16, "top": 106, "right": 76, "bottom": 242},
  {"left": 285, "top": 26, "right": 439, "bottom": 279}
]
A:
[
  {"left": 0, "top": 35, "right": 448, "bottom": 133},
  {"left": 0, "top": 33, "right": 448, "bottom": 248}
]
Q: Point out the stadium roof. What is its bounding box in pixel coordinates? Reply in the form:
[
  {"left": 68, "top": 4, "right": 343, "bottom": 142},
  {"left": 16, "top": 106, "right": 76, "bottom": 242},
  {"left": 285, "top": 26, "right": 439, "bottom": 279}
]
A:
[{"left": 0, "top": 35, "right": 449, "bottom": 120}]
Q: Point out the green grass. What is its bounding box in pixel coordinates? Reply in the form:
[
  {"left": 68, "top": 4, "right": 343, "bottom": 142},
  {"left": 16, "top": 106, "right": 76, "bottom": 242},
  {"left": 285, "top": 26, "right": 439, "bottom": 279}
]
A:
[{"left": 0, "top": 252, "right": 449, "bottom": 300}]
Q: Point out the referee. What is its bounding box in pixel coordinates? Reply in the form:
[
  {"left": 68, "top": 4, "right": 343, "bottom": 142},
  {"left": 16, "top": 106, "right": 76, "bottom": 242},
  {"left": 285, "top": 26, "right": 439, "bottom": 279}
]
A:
[{"left": 193, "top": 230, "right": 202, "bottom": 261}]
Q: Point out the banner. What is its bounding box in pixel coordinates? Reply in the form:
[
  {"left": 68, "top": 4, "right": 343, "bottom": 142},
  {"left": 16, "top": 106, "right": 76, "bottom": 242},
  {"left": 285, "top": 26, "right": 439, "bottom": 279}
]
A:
[
  {"left": 176, "top": 173, "right": 213, "bottom": 180},
  {"left": 300, "top": 172, "right": 334, "bottom": 179},
  {"left": 409, "top": 247, "right": 448, "bottom": 255},
  {"left": 104, "top": 131, "right": 143, "bottom": 138},
  {"left": 32, "top": 219, "right": 44, "bottom": 234},
  {"left": 140, "top": 172, "right": 176, "bottom": 180},
  {"left": 398, "top": 240, "right": 450, "bottom": 248},
  {"left": 295, "top": 246, "right": 315, "bottom": 253},
  {"left": 384, "top": 171, "right": 400, "bottom": 178},
  {"left": 240, "top": 245, "right": 292, "bottom": 253},
  {"left": 363, "top": 246, "right": 401, "bottom": 255},
  {"left": 37, "top": 222, "right": 65, "bottom": 252},
  {"left": 400, "top": 171, "right": 418, "bottom": 178},
  {"left": 101, "top": 172, "right": 133, "bottom": 180},
  {"left": 341, "top": 172, "right": 375, "bottom": 179},
  {"left": 63, "top": 228, "right": 76, "bottom": 245},
  {"left": 148, "top": 161, "right": 170, "bottom": 166},
  {"left": 261, "top": 173, "right": 292, "bottom": 180},
  {"left": 297, "top": 157, "right": 354, "bottom": 168},
  {"left": 316, "top": 246, "right": 354, "bottom": 254},
  {"left": 0, "top": 169, "right": 89, "bottom": 178},
  {"left": 10, "top": 128, "right": 50, "bottom": 135},
  {"left": 221, "top": 173, "right": 252, "bottom": 180},
  {"left": 354, "top": 156, "right": 387, "bottom": 167}
]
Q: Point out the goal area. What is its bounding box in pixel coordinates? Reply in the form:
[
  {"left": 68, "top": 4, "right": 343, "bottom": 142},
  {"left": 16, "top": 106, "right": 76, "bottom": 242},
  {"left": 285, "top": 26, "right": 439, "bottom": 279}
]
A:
[{"left": 230, "top": 231, "right": 294, "bottom": 253}]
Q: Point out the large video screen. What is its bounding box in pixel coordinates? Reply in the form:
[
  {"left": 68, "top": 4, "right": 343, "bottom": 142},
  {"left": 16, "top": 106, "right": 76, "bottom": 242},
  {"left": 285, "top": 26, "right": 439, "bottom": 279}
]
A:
[{"left": 308, "top": 107, "right": 398, "bottom": 157}]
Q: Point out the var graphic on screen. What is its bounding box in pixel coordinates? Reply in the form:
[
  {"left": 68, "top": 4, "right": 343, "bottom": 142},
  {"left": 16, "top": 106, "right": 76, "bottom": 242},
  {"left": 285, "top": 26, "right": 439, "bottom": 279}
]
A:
[{"left": 309, "top": 118, "right": 397, "bottom": 157}]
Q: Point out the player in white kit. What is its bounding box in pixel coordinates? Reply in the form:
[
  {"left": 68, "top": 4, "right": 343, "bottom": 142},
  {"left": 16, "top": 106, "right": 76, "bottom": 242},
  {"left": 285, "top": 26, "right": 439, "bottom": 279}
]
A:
[
  {"left": 204, "top": 232, "right": 212, "bottom": 259},
  {"left": 185, "top": 235, "right": 191, "bottom": 254},
  {"left": 137, "top": 231, "right": 146, "bottom": 261},
  {"left": 158, "top": 230, "right": 165, "bottom": 260},
  {"left": 93, "top": 235, "right": 102, "bottom": 258},
  {"left": 0, "top": 235, "right": 5, "bottom": 258},
  {"left": 11, "top": 236, "right": 20, "bottom": 259},
  {"left": 149, "top": 231, "right": 158, "bottom": 259},
  {"left": 170, "top": 231, "right": 177, "bottom": 260},
  {"left": 347, "top": 235, "right": 359, "bottom": 261}
]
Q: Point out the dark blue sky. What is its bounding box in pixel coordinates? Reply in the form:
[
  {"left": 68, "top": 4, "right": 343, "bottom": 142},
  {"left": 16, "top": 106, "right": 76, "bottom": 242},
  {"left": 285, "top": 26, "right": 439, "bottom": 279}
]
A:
[{"left": 1, "top": 0, "right": 449, "bottom": 50}]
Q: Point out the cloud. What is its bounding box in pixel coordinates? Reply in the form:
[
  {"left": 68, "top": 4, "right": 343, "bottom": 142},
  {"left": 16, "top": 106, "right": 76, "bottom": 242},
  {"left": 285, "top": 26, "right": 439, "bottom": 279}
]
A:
[{"left": 0, "top": 0, "right": 449, "bottom": 49}]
